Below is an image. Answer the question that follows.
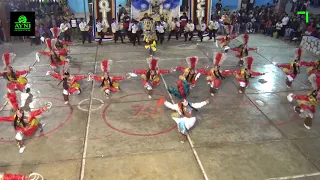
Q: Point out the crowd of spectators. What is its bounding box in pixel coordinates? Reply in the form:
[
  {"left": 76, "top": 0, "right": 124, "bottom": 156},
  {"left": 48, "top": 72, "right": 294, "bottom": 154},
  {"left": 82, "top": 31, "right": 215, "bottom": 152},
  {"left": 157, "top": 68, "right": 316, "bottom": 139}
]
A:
[
  {"left": 215, "top": 0, "right": 320, "bottom": 42},
  {"left": 0, "top": 0, "right": 73, "bottom": 45}
]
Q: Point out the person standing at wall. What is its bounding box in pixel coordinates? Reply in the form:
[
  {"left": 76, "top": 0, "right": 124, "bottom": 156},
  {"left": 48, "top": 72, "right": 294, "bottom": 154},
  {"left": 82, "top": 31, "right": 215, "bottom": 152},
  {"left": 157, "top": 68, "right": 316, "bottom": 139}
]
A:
[
  {"left": 96, "top": 19, "right": 104, "bottom": 45},
  {"left": 70, "top": 14, "right": 79, "bottom": 42},
  {"left": 79, "top": 18, "right": 91, "bottom": 44},
  {"left": 215, "top": 0, "right": 222, "bottom": 16}
]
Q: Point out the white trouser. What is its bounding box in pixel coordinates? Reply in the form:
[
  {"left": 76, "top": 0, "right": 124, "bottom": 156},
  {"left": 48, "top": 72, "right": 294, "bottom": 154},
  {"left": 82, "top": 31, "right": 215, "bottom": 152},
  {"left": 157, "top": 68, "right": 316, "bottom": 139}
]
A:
[
  {"left": 63, "top": 89, "right": 69, "bottom": 95},
  {"left": 144, "top": 83, "right": 152, "bottom": 90},
  {"left": 239, "top": 82, "right": 246, "bottom": 87},
  {"left": 286, "top": 75, "right": 294, "bottom": 82},
  {"left": 15, "top": 131, "right": 24, "bottom": 141},
  {"left": 104, "top": 89, "right": 110, "bottom": 94},
  {"left": 172, "top": 116, "right": 196, "bottom": 130}
]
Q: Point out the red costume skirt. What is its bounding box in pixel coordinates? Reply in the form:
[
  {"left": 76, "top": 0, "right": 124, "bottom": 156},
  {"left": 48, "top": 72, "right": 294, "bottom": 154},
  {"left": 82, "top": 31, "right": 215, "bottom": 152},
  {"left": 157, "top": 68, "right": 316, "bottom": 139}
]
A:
[{"left": 300, "top": 104, "right": 316, "bottom": 114}]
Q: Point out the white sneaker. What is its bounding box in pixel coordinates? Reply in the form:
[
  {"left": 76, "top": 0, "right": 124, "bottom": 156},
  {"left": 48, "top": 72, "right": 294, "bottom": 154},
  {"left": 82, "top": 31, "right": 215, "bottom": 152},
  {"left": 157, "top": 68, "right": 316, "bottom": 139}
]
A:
[
  {"left": 304, "top": 124, "right": 310, "bottom": 130},
  {"left": 19, "top": 146, "right": 26, "bottom": 153},
  {"left": 211, "top": 93, "right": 214, "bottom": 96},
  {"left": 239, "top": 90, "right": 243, "bottom": 93},
  {"left": 64, "top": 101, "right": 68, "bottom": 104},
  {"left": 148, "top": 95, "right": 152, "bottom": 99},
  {"left": 287, "top": 86, "right": 291, "bottom": 88},
  {"left": 180, "top": 141, "right": 185, "bottom": 143}
]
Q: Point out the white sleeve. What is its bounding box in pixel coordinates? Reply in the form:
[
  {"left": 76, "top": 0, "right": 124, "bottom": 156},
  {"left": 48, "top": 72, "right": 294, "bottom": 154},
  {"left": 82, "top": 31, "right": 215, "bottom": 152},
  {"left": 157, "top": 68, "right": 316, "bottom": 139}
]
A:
[
  {"left": 164, "top": 101, "right": 179, "bottom": 111},
  {"left": 190, "top": 101, "right": 207, "bottom": 109},
  {"left": 59, "top": 23, "right": 64, "bottom": 29}
]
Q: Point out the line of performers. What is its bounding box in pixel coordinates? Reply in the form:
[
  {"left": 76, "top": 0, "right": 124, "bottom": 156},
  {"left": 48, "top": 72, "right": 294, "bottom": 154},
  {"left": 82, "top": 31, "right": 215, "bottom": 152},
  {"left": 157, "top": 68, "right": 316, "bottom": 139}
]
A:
[{"left": 0, "top": 27, "right": 71, "bottom": 154}]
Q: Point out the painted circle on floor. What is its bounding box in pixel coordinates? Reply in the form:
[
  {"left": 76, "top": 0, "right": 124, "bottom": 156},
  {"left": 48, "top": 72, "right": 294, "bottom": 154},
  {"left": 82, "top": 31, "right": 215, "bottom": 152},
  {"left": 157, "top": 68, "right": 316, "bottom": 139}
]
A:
[
  {"left": 102, "top": 93, "right": 176, "bottom": 136},
  {"left": 0, "top": 97, "right": 73, "bottom": 142},
  {"left": 78, "top": 98, "right": 104, "bottom": 111}
]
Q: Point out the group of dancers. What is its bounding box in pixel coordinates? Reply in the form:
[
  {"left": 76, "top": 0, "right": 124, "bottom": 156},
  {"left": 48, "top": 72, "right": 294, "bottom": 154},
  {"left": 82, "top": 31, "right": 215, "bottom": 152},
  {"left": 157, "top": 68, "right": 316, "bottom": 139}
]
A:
[{"left": 0, "top": 27, "right": 319, "bottom": 157}]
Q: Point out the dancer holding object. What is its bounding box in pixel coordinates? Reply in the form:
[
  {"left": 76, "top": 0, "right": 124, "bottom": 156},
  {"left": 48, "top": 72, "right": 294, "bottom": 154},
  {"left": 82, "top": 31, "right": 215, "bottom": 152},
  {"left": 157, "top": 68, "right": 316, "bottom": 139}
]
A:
[{"left": 231, "top": 34, "right": 258, "bottom": 66}]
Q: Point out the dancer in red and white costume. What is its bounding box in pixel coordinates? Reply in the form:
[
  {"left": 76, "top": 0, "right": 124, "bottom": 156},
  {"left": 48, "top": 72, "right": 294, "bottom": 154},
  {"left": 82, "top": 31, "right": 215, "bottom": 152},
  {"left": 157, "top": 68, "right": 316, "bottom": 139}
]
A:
[
  {"left": 287, "top": 90, "right": 319, "bottom": 130},
  {"left": 301, "top": 59, "right": 320, "bottom": 75},
  {"left": 276, "top": 48, "right": 302, "bottom": 88},
  {"left": 0, "top": 101, "right": 52, "bottom": 153},
  {"left": 0, "top": 172, "right": 44, "bottom": 180},
  {"left": 231, "top": 34, "right": 258, "bottom": 66},
  {"left": 38, "top": 38, "right": 69, "bottom": 73},
  {"left": 89, "top": 60, "right": 131, "bottom": 98},
  {"left": 224, "top": 56, "right": 265, "bottom": 93},
  {"left": 216, "top": 26, "right": 237, "bottom": 53},
  {"left": 50, "top": 27, "right": 72, "bottom": 55},
  {"left": 132, "top": 57, "right": 174, "bottom": 98},
  {"left": 0, "top": 53, "right": 33, "bottom": 91},
  {"left": 46, "top": 71, "right": 88, "bottom": 104},
  {"left": 201, "top": 52, "right": 230, "bottom": 96},
  {"left": 176, "top": 56, "right": 207, "bottom": 88}
]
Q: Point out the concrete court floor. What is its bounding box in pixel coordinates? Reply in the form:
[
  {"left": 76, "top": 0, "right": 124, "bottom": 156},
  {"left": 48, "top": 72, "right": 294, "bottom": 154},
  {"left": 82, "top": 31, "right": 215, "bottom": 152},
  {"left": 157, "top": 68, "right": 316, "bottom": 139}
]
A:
[{"left": 0, "top": 35, "right": 320, "bottom": 180}]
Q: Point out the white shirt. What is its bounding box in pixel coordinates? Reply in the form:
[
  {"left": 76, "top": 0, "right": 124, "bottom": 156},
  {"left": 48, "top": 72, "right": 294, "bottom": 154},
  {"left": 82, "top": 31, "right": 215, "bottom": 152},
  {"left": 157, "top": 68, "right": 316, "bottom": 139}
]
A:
[
  {"left": 60, "top": 23, "right": 70, "bottom": 31},
  {"left": 176, "top": 22, "right": 180, "bottom": 28},
  {"left": 187, "top": 23, "right": 195, "bottom": 31},
  {"left": 79, "top": 22, "right": 87, "bottom": 31},
  {"left": 128, "top": 22, "right": 133, "bottom": 31},
  {"left": 70, "top": 19, "right": 77, "bottom": 28},
  {"left": 132, "top": 24, "right": 138, "bottom": 34},
  {"left": 282, "top": 16, "right": 289, "bottom": 25},
  {"left": 111, "top": 22, "right": 118, "bottom": 32},
  {"left": 96, "top": 22, "right": 103, "bottom": 32},
  {"left": 171, "top": 21, "right": 176, "bottom": 30},
  {"left": 156, "top": 25, "right": 164, "bottom": 33},
  {"left": 200, "top": 23, "right": 206, "bottom": 31},
  {"left": 161, "top": 21, "right": 168, "bottom": 29},
  {"left": 209, "top": 21, "right": 219, "bottom": 30},
  {"left": 276, "top": 23, "right": 282, "bottom": 30}
]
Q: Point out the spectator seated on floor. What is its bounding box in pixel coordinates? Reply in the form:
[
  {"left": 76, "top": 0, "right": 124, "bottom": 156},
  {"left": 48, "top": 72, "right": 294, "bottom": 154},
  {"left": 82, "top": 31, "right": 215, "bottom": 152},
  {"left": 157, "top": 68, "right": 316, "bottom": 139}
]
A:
[
  {"left": 274, "top": 20, "right": 283, "bottom": 38},
  {"left": 304, "top": 22, "right": 317, "bottom": 36},
  {"left": 264, "top": 19, "right": 273, "bottom": 36},
  {"left": 284, "top": 18, "right": 299, "bottom": 40}
]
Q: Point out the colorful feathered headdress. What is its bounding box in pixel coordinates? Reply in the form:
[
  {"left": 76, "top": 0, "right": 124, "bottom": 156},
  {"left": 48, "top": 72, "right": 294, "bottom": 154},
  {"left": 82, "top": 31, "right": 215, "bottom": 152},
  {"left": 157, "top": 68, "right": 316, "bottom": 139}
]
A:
[
  {"left": 186, "top": 56, "right": 198, "bottom": 69},
  {"left": 45, "top": 38, "right": 53, "bottom": 51},
  {"left": 243, "top": 34, "right": 249, "bottom": 45},
  {"left": 168, "top": 75, "right": 190, "bottom": 100},
  {"left": 293, "top": 48, "right": 302, "bottom": 61},
  {"left": 244, "top": 56, "right": 254, "bottom": 70},
  {"left": 101, "top": 60, "right": 113, "bottom": 72},
  {"left": 50, "top": 27, "right": 61, "bottom": 39},
  {"left": 213, "top": 52, "right": 227, "bottom": 66},
  {"left": 2, "top": 53, "right": 16, "bottom": 69},
  {"left": 147, "top": 57, "right": 158, "bottom": 70}
]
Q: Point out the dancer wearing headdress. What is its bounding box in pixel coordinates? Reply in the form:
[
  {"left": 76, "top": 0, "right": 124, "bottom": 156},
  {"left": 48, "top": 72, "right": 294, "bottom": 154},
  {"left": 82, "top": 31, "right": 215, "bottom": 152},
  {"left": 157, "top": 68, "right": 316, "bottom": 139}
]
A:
[
  {"left": 0, "top": 53, "right": 33, "bottom": 91},
  {"left": 46, "top": 71, "right": 88, "bottom": 104},
  {"left": 176, "top": 56, "right": 207, "bottom": 88},
  {"left": 0, "top": 102, "right": 52, "bottom": 153},
  {"left": 231, "top": 34, "right": 258, "bottom": 66},
  {"left": 224, "top": 56, "right": 265, "bottom": 93},
  {"left": 287, "top": 90, "right": 319, "bottom": 130},
  {"left": 89, "top": 60, "right": 132, "bottom": 98},
  {"left": 131, "top": 57, "right": 175, "bottom": 98},
  {"left": 163, "top": 79, "right": 209, "bottom": 143},
  {"left": 50, "top": 27, "right": 72, "bottom": 54},
  {"left": 301, "top": 59, "right": 320, "bottom": 75},
  {"left": 38, "top": 38, "right": 69, "bottom": 73},
  {"left": 201, "top": 52, "right": 230, "bottom": 96},
  {"left": 276, "top": 48, "right": 302, "bottom": 88},
  {"left": 216, "top": 27, "right": 238, "bottom": 53}
]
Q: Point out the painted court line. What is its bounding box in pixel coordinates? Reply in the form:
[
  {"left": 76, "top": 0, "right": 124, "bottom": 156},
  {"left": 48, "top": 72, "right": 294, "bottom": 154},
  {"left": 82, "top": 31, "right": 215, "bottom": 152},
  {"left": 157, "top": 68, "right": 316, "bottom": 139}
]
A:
[
  {"left": 265, "top": 172, "right": 320, "bottom": 179},
  {"left": 159, "top": 72, "right": 209, "bottom": 180},
  {"left": 77, "top": 98, "right": 104, "bottom": 112},
  {"left": 79, "top": 46, "right": 98, "bottom": 180}
]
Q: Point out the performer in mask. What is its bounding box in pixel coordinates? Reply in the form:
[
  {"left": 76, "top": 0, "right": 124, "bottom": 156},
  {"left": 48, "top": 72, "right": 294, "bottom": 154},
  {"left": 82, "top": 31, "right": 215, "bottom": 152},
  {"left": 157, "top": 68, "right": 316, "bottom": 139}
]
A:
[
  {"left": 131, "top": 57, "right": 175, "bottom": 98},
  {"left": 216, "top": 29, "right": 238, "bottom": 53},
  {"left": 276, "top": 48, "right": 302, "bottom": 88},
  {"left": 176, "top": 56, "right": 207, "bottom": 88},
  {"left": 306, "top": 67, "right": 320, "bottom": 90},
  {"left": 224, "top": 56, "right": 265, "bottom": 93},
  {"left": 231, "top": 34, "right": 258, "bottom": 66},
  {"left": 287, "top": 90, "right": 319, "bottom": 130},
  {"left": 89, "top": 60, "right": 131, "bottom": 98},
  {"left": 0, "top": 103, "right": 52, "bottom": 153},
  {"left": 46, "top": 71, "right": 88, "bottom": 104},
  {"left": 0, "top": 53, "right": 32, "bottom": 91},
  {"left": 163, "top": 82, "right": 209, "bottom": 143},
  {"left": 145, "top": 32, "right": 157, "bottom": 56},
  {"left": 202, "top": 52, "right": 230, "bottom": 96}
]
